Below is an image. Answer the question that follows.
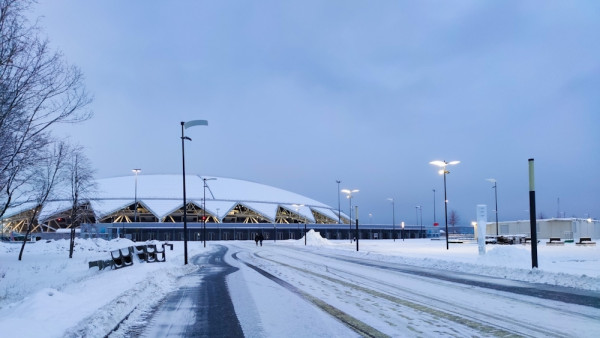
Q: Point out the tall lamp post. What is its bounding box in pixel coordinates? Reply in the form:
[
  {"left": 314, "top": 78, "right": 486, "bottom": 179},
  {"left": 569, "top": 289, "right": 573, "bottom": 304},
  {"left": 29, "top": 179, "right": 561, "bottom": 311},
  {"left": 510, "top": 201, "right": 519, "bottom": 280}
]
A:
[
  {"left": 416, "top": 205, "right": 423, "bottom": 238},
  {"left": 128, "top": 168, "right": 141, "bottom": 239},
  {"left": 341, "top": 189, "right": 359, "bottom": 243},
  {"left": 486, "top": 178, "right": 499, "bottom": 236},
  {"left": 181, "top": 120, "right": 208, "bottom": 265},
  {"left": 433, "top": 189, "right": 437, "bottom": 225},
  {"left": 415, "top": 205, "right": 421, "bottom": 238},
  {"left": 292, "top": 204, "right": 304, "bottom": 242},
  {"left": 203, "top": 177, "right": 216, "bottom": 248},
  {"left": 387, "top": 198, "right": 395, "bottom": 241},
  {"left": 430, "top": 160, "right": 460, "bottom": 250},
  {"left": 336, "top": 180, "right": 341, "bottom": 224},
  {"left": 132, "top": 169, "right": 141, "bottom": 221},
  {"left": 401, "top": 221, "right": 405, "bottom": 241},
  {"left": 216, "top": 208, "right": 220, "bottom": 241}
]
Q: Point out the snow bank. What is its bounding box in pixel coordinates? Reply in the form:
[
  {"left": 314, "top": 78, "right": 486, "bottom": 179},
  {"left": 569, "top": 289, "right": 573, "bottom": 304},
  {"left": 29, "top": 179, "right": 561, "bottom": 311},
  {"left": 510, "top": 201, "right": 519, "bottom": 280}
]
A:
[{"left": 0, "top": 238, "right": 199, "bottom": 337}]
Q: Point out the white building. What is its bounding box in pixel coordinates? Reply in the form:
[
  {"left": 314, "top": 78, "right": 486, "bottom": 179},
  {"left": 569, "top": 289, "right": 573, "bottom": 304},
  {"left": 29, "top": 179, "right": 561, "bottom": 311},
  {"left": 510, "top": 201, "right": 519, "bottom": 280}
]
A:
[{"left": 486, "top": 218, "right": 599, "bottom": 240}]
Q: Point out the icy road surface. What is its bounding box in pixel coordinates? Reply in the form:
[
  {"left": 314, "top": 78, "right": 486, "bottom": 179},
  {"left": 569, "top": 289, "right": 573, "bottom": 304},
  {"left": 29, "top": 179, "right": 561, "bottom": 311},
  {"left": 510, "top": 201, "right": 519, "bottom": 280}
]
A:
[
  {"left": 116, "top": 241, "right": 600, "bottom": 337},
  {"left": 223, "top": 242, "right": 599, "bottom": 337}
]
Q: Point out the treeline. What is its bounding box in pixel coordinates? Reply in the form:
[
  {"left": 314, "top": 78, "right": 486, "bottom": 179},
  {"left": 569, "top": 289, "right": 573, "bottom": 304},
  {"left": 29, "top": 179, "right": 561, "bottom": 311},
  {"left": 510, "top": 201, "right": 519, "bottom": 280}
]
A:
[{"left": 1, "top": 0, "right": 94, "bottom": 259}]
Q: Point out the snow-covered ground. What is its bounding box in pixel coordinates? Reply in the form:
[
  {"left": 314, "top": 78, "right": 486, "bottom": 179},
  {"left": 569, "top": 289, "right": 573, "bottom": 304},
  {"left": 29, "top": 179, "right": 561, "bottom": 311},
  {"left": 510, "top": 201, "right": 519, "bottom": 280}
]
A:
[{"left": 0, "top": 232, "right": 598, "bottom": 337}]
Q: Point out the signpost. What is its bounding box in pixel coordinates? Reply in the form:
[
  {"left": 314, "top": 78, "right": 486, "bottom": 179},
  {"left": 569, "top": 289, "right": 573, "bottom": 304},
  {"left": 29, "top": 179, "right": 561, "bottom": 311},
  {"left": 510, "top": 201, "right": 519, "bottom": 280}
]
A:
[{"left": 476, "top": 205, "right": 487, "bottom": 255}]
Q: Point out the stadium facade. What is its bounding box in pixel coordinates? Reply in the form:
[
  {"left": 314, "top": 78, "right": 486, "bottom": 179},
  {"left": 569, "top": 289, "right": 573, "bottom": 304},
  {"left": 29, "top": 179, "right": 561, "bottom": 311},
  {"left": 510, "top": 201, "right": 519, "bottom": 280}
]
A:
[{"left": 1, "top": 174, "right": 427, "bottom": 242}]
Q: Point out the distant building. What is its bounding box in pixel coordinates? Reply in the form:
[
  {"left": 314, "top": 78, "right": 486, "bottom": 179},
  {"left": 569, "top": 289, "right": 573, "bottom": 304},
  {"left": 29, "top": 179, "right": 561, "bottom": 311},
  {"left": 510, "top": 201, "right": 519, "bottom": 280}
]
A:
[
  {"left": 1, "top": 175, "right": 431, "bottom": 241},
  {"left": 486, "top": 218, "right": 599, "bottom": 240},
  {"left": 1, "top": 174, "right": 346, "bottom": 237}
]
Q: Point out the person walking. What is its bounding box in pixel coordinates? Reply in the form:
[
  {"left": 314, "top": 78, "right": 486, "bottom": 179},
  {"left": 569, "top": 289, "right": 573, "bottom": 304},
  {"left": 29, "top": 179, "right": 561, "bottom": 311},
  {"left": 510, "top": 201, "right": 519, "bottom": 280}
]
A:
[
  {"left": 254, "top": 234, "right": 259, "bottom": 246},
  {"left": 259, "top": 233, "right": 264, "bottom": 246}
]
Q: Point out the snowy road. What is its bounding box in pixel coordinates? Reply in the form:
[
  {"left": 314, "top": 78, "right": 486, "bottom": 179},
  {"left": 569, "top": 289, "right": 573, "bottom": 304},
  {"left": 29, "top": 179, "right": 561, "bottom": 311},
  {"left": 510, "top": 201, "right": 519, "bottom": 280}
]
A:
[
  {"left": 131, "top": 245, "right": 243, "bottom": 337},
  {"left": 3, "top": 237, "right": 599, "bottom": 337},
  {"left": 225, "top": 242, "right": 600, "bottom": 337}
]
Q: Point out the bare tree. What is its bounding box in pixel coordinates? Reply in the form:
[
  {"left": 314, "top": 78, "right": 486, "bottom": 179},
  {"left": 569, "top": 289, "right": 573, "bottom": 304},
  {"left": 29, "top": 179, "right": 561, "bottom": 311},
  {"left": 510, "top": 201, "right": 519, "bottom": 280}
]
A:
[
  {"left": 448, "top": 210, "right": 460, "bottom": 233},
  {"left": 18, "top": 141, "right": 67, "bottom": 260},
  {"left": 0, "top": 0, "right": 92, "bottom": 219},
  {"left": 66, "top": 147, "right": 95, "bottom": 258}
]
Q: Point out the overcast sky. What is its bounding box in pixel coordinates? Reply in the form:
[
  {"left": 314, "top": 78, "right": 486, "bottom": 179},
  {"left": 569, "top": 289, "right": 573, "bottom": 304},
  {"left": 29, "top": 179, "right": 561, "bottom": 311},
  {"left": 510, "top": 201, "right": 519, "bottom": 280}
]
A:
[{"left": 32, "top": 1, "right": 599, "bottom": 226}]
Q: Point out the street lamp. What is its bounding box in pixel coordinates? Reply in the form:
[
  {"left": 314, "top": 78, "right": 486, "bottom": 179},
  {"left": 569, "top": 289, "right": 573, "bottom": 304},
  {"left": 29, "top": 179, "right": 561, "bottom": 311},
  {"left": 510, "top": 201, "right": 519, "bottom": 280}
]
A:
[
  {"left": 433, "top": 189, "right": 437, "bottom": 226},
  {"left": 336, "top": 180, "right": 341, "bottom": 224},
  {"left": 203, "top": 177, "right": 216, "bottom": 248},
  {"left": 486, "top": 178, "right": 499, "bottom": 236},
  {"left": 401, "top": 221, "right": 405, "bottom": 241},
  {"left": 132, "top": 168, "right": 141, "bottom": 220},
  {"left": 415, "top": 205, "right": 423, "bottom": 238},
  {"left": 216, "top": 208, "right": 221, "bottom": 241},
  {"left": 127, "top": 168, "right": 141, "bottom": 239},
  {"left": 292, "top": 204, "right": 304, "bottom": 242},
  {"left": 181, "top": 120, "right": 208, "bottom": 265},
  {"left": 387, "top": 198, "right": 395, "bottom": 242},
  {"left": 430, "top": 160, "right": 460, "bottom": 250},
  {"left": 341, "top": 189, "right": 359, "bottom": 243}
]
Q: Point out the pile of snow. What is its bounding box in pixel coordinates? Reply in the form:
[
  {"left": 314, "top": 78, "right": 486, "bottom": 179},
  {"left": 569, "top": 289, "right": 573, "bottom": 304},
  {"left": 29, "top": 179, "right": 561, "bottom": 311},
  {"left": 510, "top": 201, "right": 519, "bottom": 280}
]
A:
[{"left": 295, "top": 229, "right": 331, "bottom": 246}]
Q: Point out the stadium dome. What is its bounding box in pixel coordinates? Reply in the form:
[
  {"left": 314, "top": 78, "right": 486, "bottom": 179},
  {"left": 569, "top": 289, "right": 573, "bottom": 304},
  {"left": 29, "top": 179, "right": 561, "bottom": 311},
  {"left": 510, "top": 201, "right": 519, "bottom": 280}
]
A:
[{"left": 26, "top": 174, "right": 346, "bottom": 231}]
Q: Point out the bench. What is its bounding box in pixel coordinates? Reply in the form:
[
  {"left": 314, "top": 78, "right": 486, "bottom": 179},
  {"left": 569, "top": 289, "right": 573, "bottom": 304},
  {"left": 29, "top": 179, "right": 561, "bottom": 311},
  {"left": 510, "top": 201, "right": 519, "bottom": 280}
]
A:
[
  {"left": 546, "top": 237, "right": 564, "bottom": 245},
  {"left": 87, "top": 244, "right": 169, "bottom": 270},
  {"left": 134, "top": 244, "right": 166, "bottom": 262},
  {"left": 88, "top": 259, "right": 115, "bottom": 270},
  {"left": 576, "top": 237, "right": 596, "bottom": 246},
  {"left": 135, "top": 245, "right": 149, "bottom": 261},
  {"left": 111, "top": 247, "right": 134, "bottom": 269},
  {"left": 497, "top": 236, "right": 515, "bottom": 245},
  {"left": 146, "top": 244, "right": 166, "bottom": 262},
  {"left": 522, "top": 237, "right": 541, "bottom": 244}
]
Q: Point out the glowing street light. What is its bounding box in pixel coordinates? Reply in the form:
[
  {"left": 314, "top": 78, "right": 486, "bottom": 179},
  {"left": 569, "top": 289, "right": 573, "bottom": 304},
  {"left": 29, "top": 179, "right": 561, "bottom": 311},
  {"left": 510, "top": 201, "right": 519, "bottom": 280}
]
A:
[
  {"left": 401, "top": 221, "right": 405, "bottom": 241},
  {"left": 341, "top": 189, "right": 359, "bottom": 243},
  {"left": 430, "top": 160, "right": 460, "bottom": 250},
  {"left": 181, "top": 120, "right": 208, "bottom": 265}
]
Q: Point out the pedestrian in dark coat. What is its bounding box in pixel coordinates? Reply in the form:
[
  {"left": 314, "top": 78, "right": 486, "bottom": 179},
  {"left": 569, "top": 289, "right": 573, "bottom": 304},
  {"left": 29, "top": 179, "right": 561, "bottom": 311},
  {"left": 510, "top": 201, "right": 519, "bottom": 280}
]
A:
[
  {"left": 255, "top": 234, "right": 259, "bottom": 246},
  {"left": 259, "top": 234, "right": 264, "bottom": 246}
]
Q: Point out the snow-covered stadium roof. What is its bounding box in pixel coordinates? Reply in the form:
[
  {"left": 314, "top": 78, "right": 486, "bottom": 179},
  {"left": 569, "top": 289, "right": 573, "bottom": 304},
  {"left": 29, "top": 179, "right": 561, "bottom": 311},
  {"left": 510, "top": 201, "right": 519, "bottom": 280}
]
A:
[{"left": 31, "top": 175, "right": 343, "bottom": 223}]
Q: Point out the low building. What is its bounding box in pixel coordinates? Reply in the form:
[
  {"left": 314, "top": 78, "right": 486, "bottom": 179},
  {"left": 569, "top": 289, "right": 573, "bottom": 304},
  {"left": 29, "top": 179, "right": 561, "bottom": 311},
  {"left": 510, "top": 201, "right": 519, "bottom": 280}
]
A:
[{"left": 486, "top": 218, "right": 599, "bottom": 240}]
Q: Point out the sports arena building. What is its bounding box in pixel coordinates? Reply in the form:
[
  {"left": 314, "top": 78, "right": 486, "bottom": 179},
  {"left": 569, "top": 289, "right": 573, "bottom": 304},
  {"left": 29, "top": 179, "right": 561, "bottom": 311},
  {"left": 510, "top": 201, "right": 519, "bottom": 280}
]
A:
[{"left": 1, "top": 174, "right": 425, "bottom": 242}]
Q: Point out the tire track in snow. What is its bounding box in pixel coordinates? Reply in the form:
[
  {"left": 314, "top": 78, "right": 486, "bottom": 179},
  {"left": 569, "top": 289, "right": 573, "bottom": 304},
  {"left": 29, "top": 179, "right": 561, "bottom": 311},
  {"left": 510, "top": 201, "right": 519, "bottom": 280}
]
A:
[
  {"left": 252, "top": 250, "right": 563, "bottom": 337},
  {"left": 231, "top": 251, "right": 388, "bottom": 338}
]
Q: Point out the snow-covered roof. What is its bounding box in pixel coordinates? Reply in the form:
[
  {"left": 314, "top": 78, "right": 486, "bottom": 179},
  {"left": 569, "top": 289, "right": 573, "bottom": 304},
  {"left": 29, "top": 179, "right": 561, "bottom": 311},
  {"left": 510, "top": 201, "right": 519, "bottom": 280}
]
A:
[{"left": 32, "top": 174, "right": 336, "bottom": 222}]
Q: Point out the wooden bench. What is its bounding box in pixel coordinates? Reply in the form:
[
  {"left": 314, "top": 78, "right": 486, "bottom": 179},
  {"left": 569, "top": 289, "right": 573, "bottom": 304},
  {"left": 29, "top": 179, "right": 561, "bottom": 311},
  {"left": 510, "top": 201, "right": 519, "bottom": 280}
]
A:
[
  {"left": 546, "top": 237, "right": 564, "bottom": 245},
  {"left": 576, "top": 237, "right": 596, "bottom": 246}
]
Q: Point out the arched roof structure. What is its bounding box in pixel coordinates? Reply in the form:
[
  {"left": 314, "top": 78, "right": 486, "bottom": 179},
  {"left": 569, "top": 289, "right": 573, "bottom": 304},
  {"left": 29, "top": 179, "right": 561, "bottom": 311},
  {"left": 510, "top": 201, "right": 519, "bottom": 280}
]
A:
[{"left": 6, "top": 175, "right": 346, "bottom": 231}]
